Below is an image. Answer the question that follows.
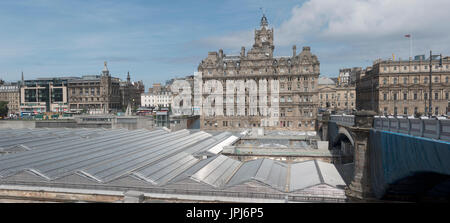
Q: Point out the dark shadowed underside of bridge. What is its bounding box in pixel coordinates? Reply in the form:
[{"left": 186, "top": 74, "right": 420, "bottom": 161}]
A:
[
  {"left": 370, "top": 130, "right": 450, "bottom": 202},
  {"left": 383, "top": 172, "right": 450, "bottom": 202}
]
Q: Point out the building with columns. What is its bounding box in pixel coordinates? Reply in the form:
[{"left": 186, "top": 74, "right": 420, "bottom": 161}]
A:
[
  {"left": 356, "top": 55, "right": 450, "bottom": 116},
  {"left": 197, "top": 15, "right": 320, "bottom": 130}
]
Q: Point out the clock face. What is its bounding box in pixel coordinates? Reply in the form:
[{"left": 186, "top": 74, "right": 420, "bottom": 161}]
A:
[{"left": 261, "top": 36, "right": 267, "bottom": 42}]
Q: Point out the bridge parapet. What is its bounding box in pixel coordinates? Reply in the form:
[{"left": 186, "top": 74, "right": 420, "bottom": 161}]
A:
[
  {"left": 330, "top": 114, "right": 355, "bottom": 127},
  {"left": 374, "top": 116, "right": 450, "bottom": 142}
]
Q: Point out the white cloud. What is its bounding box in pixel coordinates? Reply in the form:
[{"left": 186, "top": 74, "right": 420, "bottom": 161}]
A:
[
  {"left": 196, "top": 30, "right": 254, "bottom": 51},
  {"left": 198, "top": 0, "right": 450, "bottom": 74},
  {"left": 276, "top": 0, "right": 450, "bottom": 45}
]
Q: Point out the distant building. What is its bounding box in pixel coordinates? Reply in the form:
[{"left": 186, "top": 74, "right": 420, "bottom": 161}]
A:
[
  {"left": 148, "top": 83, "right": 163, "bottom": 94},
  {"left": 20, "top": 77, "right": 71, "bottom": 114},
  {"left": 167, "top": 75, "right": 195, "bottom": 115},
  {"left": 317, "top": 77, "right": 335, "bottom": 111},
  {"left": 197, "top": 15, "right": 320, "bottom": 130},
  {"left": 0, "top": 82, "right": 20, "bottom": 115},
  {"left": 356, "top": 55, "right": 450, "bottom": 116},
  {"left": 338, "top": 67, "right": 362, "bottom": 86},
  {"left": 67, "top": 62, "right": 122, "bottom": 114},
  {"left": 119, "top": 72, "right": 145, "bottom": 111},
  {"left": 317, "top": 77, "right": 355, "bottom": 113},
  {"left": 141, "top": 83, "right": 173, "bottom": 108}
]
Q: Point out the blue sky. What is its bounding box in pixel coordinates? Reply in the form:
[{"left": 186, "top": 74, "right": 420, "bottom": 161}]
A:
[{"left": 1, "top": 0, "right": 449, "bottom": 90}]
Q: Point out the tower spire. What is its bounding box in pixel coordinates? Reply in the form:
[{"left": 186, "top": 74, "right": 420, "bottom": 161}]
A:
[
  {"left": 127, "top": 71, "right": 131, "bottom": 83},
  {"left": 102, "top": 61, "right": 109, "bottom": 76},
  {"left": 260, "top": 8, "right": 268, "bottom": 27}
]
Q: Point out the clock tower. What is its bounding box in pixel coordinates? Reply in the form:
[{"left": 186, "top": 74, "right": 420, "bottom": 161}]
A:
[{"left": 248, "top": 14, "right": 274, "bottom": 59}]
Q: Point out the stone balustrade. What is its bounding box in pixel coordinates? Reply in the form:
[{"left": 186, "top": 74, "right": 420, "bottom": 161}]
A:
[
  {"left": 321, "top": 114, "right": 450, "bottom": 141},
  {"left": 374, "top": 116, "right": 450, "bottom": 141},
  {"left": 329, "top": 114, "right": 355, "bottom": 127}
]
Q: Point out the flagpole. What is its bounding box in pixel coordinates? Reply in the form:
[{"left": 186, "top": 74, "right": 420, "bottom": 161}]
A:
[{"left": 410, "top": 34, "right": 413, "bottom": 60}]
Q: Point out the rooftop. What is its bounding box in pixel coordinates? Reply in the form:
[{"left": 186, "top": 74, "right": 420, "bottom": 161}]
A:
[
  {"left": 0, "top": 128, "right": 347, "bottom": 202},
  {"left": 318, "top": 77, "right": 335, "bottom": 85}
]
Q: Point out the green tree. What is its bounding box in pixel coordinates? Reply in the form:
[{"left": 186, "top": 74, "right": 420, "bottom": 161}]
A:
[{"left": 0, "top": 101, "right": 9, "bottom": 117}]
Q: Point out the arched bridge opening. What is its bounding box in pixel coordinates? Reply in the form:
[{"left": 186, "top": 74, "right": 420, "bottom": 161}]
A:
[{"left": 331, "top": 127, "right": 355, "bottom": 164}]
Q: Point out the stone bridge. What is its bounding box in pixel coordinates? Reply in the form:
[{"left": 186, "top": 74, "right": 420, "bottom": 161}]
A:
[{"left": 317, "top": 112, "right": 450, "bottom": 201}]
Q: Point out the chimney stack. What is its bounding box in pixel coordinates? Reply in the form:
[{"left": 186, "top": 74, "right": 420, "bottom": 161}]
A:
[
  {"left": 241, "top": 47, "right": 245, "bottom": 57},
  {"left": 293, "top": 45, "right": 297, "bottom": 57}
]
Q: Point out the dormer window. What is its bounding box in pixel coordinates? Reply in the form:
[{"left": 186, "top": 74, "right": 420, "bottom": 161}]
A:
[{"left": 287, "top": 59, "right": 291, "bottom": 66}]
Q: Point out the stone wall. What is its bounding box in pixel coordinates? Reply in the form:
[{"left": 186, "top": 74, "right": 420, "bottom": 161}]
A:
[{"left": 0, "top": 120, "right": 36, "bottom": 129}]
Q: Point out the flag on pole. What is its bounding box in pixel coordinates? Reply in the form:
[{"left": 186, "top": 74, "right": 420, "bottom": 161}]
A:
[{"left": 405, "top": 34, "right": 412, "bottom": 59}]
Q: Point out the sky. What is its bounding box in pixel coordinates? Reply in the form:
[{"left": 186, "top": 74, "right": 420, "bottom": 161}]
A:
[{"left": 1, "top": 0, "right": 450, "bottom": 90}]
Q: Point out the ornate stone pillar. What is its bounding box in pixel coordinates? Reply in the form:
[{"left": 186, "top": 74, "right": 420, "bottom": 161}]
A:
[
  {"left": 320, "top": 111, "right": 330, "bottom": 141},
  {"left": 346, "top": 110, "right": 376, "bottom": 201}
]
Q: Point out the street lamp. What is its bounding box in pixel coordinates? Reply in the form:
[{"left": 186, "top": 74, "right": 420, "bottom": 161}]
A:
[{"left": 428, "top": 51, "right": 443, "bottom": 117}]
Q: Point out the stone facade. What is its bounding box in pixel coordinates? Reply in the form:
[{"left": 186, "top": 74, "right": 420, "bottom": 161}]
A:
[
  {"left": 198, "top": 15, "right": 320, "bottom": 130},
  {"left": 338, "top": 67, "right": 362, "bottom": 86},
  {"left": 141, "top": 83, "right": 173, "bottom": 108},
  {"left": 356, "top": 56, "right": 450, "bottom": 116},
  {"left": 141, "top": 91, "right": 172, "bottom": 108},
  {"left": 0, "top": 84, "right": 20, "bottom": 115},
  {"left": 119, "top": 72, "right": 145, "bottom": 110},
  {"left": 67, "top": 62, "right": 121, "bottom": 113},
  {"left": 317, "top": 77, "right": 355, "bottom": 113}
]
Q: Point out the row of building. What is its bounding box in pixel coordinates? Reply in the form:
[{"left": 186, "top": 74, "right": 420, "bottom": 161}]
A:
[
  {"left": 0, "top": 62, "right": 144, "bottom": 116},
  {"left": 356, "top": 56, "right": 450, "bottom": 116},
  {"left": 316, "top": 56, "right": 450, "bottom": 117},
  {"left": 3, "top": 15, "right": 450, "bottom": 130},
  {"left": 138, "top": 15, "right": 450, "bottom": 132}
]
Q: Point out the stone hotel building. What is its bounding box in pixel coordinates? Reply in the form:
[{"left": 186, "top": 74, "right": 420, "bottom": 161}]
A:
[
  {"left": 67, "top": 62, "right": 122, "bottom": 113},
  {"left": 356, "top": 55, "right": 450, "bottom": 116},
  {"left": 198, "top": 15, "right": 320, "bottom": 130}
]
